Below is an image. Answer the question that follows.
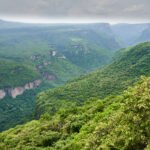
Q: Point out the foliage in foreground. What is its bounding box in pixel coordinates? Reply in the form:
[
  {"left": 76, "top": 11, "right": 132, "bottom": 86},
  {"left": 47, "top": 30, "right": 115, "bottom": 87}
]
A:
[{"left": 0, "top": 76, "right": 150, "bottom": 150}]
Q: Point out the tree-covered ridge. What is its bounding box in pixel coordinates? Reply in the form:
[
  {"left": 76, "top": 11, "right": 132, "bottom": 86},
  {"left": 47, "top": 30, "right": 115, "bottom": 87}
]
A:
[
  {"left": 0, "top": 51, "right": 83, "bottom": 132},
  {"left": 0, "top": 23, "right": 119, "bottom": 90},
  {"left": 0, "top": 59, "right": 40, "bottom": 88},
  {"left": 0, "top": 76, "right": 150, "bottom": 150},
  {"left": 36, "top": 42, "right": 150, "bottom": 115},
  {"left": 0, "top": 23, "right": 119, "bottom": 71}
]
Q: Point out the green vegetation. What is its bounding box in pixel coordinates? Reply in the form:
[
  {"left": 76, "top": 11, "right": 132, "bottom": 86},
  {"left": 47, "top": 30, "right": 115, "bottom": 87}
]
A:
[
  {"left": 0, "top": 52, "right": 83, "bottom": 132},
  {"left": 0, "top": 21, "right": 150, "bottom": 150},
  {"left": 0, "top": 76, "right": 150, "bottom": 149},
  {"left": 0, "top": 59, "right": 40, "bottom": 88},
  {"left": 0, "top": 89, "right": 38, "bottom": 131},
  {"left": 0, "top": 23, "right": 121, "bottom": 131},
  {"left": 64, "top": 39, "right": 111, "bottom": 71},
  {"left": 0, "top": 23, "right": 121, "bottom": 87},
  {"left": 0, "top": 59, "right": 41, "bottom": 131},
  {"left": 31, "top": 53, "right": 83, "bottom": 85},
  {"left": 36, "top": 42, "right": 150, "bottom": 115}
]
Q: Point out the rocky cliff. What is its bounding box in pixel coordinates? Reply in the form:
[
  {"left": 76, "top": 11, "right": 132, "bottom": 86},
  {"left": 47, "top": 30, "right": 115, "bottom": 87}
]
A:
[
  {"left": 0, "top": 90, "right": 6, "bottom": 99},
  {"left": 0, "top": 80, "right": 41, "bottom": 100}
]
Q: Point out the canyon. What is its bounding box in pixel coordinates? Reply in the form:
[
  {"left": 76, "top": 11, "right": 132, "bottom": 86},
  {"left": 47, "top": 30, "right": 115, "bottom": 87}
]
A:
[{"left": 0, "top": 80, "right": 41, "bottom": 100}]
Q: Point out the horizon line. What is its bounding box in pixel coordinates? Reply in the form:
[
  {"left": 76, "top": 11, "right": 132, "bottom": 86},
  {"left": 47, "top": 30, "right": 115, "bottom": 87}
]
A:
[{"left": 0, "top": 17, "right": 150, "bottom": 25}]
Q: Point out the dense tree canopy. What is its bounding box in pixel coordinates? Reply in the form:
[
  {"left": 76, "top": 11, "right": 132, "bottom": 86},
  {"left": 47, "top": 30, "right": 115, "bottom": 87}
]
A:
[
  {"left": 0, "top": 76, "right": 150, "bottom": 149},
  {"left": 36, "top": 42, "right": 150, "bottom": 115}
]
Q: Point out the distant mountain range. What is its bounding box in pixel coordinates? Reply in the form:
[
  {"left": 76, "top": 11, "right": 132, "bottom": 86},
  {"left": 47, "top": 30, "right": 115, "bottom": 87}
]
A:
[
  {"left": 0, "top": 19, "right": 150, "bottom": 47},
  {"left": 111, "top": 23, "right": 150, "bottom": 46}
]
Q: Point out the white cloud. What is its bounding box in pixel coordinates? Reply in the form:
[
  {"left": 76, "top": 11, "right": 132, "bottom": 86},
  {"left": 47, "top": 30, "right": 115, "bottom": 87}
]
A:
[
  {"left": 0, "top": 0, "right": 149, "bottom": 22},
  {"left": 123, "top": 4, "right": 145, "bottom": 12}
]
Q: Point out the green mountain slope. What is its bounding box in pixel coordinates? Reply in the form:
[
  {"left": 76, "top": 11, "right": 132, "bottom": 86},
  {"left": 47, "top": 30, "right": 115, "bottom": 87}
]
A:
[
  {"left": 0, "top": 76, "right": 149, "bottom": 150},
  {"left": 0, "top": 56, "right": 82, "bottom": 132},
  {"left": 36, "top": 42, "right": 150, "bottom": 115},
  {"left": 0, "top": 59, "right": 41, "bottom": 131},
  {"left": 0, "top": 59, "right": 40, "bottom": 88},
  {"left": 0, "top": 22, "right": 150, "bottom": 149},
  {"left": 0, "top": 42, "right": 150, "bottom": 149},
  {"left": 0, "top": 22, "right": 121, "bottom": 131},
  {"left": 0, "top": 23, "right": 120, "bottom": 72},
  {"left": 30, "top": 53, "right": 83, "bottom": 86}
]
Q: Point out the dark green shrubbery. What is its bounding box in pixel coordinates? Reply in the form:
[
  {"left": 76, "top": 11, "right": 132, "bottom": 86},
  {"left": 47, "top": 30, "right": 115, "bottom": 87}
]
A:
[
  {"left": 0, "top": 59, "right": 39, "bottom": 88},
  {"left": 0, "top": 76, "right": 150, "bottom": 149},
  {"left": 0, "top": 42, "right": 150, "bottom": 149}
]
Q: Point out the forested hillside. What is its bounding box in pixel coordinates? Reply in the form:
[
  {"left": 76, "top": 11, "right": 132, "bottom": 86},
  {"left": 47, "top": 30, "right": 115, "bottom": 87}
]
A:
[
  {"left": 1, "top": 0, "right": 150, "bottom": 148},
  {"left": 0, "top": 22, "right": 121, "bottom": 131},
  {"left": 36, "top": 42, "right": 150, "bottom": 115},
  {"left": 0, "top": 40, "right": 150, "bottom": 150},
  {"left": 0, "top": 75, "right": 149, "bottom": 150},
  {"left": 0, "top": 59, "right": 41, "bottom": 131},
  {"left": 0, "top": 21, "right": 122, "bottom": 91},
  {"left": 0, "top": 59, "right": 40, "bottom": 88},
  {"left": 0, "top": 20, "right": 150, "bottom": 138}
]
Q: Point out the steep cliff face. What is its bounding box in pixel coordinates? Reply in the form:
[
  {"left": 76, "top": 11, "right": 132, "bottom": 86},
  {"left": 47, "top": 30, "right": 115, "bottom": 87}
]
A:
[
  {"left": 10, "top": 87, "right": 25, "bottom": 98},
  {"left": 24, "top": 80, "right": 41, "bottom": 90},
  {"left": 0, "top": 90, "right": 6, "bottom": 99},
  {"left": 0, "top": 80, "right": 41, "bottom": 100}
]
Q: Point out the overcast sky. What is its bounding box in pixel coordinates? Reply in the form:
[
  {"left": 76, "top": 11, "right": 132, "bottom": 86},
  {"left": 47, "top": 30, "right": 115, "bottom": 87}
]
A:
[{"left": 0, "top": 0, "right": 149, "bottom": 23}]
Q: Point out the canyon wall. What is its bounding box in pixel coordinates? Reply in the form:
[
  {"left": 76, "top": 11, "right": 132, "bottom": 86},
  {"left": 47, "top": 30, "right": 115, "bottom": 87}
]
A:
[
  {"left": 0, "top": 80, "right": 41, "bottom": 100},
  {"left": 0, "top": 90, "right": 6, "bottom": 99}
]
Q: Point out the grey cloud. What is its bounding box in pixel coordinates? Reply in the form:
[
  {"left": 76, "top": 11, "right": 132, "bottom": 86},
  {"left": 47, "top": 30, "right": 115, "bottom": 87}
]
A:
[{"left": 0, "top": 0, "right": 149, "bottom": 22}]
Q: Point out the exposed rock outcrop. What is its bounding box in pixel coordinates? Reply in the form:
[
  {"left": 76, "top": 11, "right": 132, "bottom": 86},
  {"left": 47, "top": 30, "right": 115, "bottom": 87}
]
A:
[
  {"left": 30, "top": 55, "right": 40, "bottom": 61},
  {"left": 43, "top": 72, "right": 55, "bottom": 81},
  {"left": 0, "top": 90, "right": 6, "bottom": 100},
  {"left": 9, "top": 87, "right": 25, "bottom": 98},
  {"left": 49, "top": 50, "right": 57, "bottom": 56},
  {"left": 58, "top": 55, "right": 66, "bottom": 59},
  {"left": 36, "top": 65, "right": 43, "bottom": 70},
  {"left": 43, "top": 61, "right": 51, "bottom": 66},
  {"left": 0, "top": 80, "right": 41, "bottom": 100}
]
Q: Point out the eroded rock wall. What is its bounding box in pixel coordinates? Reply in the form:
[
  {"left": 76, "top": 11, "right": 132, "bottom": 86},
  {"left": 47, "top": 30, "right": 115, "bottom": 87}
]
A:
[{"left": 0, "top": 80, "right": 41, "bottom": 100}]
